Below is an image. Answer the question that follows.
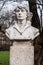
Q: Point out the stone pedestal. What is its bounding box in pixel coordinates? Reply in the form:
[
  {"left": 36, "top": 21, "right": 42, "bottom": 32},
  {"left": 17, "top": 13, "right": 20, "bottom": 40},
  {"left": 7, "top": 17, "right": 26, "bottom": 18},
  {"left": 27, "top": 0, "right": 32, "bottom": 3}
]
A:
[{"left": 10, "top": 41, "right": 34, "bottom": 65}]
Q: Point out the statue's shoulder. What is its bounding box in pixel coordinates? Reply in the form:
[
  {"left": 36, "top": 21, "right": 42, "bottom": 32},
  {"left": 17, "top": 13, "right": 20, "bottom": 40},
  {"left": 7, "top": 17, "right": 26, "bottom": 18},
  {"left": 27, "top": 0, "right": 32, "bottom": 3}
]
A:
[
  {"left": 29, "top": 26, "right": 40, "bottom": 40},
  {"left": 6, "top": 26, "right": 13, "bottom": 33},
  {"left": 30, "top": 26, "right": 39, "bottom": 32}
]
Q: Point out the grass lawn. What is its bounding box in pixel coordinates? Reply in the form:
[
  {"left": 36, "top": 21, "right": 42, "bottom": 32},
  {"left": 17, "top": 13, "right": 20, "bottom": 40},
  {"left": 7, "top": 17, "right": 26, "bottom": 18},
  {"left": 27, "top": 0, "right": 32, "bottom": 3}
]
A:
[{"left": 0, "top": 51, "right": 10, "bottom": 65}]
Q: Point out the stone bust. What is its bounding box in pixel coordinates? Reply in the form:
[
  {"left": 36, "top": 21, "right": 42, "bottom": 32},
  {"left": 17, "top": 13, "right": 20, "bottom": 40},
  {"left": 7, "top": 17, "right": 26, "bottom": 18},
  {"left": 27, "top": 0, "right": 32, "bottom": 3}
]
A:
[{"left": 5, "top": 4, "right": 40, "bottom": 40}]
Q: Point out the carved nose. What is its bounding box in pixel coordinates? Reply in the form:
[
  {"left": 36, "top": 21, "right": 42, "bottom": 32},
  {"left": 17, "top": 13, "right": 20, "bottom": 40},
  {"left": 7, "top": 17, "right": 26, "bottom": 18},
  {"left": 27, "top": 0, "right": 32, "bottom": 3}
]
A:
[{"left": 19, "top": 13, "right": 21, "bottom": 15}]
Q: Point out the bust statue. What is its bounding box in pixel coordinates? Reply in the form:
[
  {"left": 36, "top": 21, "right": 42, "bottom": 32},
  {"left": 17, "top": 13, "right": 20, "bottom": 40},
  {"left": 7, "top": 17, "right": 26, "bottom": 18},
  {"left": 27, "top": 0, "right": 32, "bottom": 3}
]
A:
[{"left": 5, "top": 4, "right": 40, "bottom": 40}]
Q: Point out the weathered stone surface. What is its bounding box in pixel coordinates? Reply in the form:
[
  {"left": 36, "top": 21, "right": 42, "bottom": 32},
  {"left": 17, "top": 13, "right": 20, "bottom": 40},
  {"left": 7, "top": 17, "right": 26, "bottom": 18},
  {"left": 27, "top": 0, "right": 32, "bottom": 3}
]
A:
[{"left": 10, "top": 41, "right": 34, "bottom": 65}]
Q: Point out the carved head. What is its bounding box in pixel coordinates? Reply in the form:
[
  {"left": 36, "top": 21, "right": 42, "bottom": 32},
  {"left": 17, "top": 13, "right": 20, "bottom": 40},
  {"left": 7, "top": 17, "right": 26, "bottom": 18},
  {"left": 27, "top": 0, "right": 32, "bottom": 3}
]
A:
[{"left": 11, "top": 5, "right": 33, "bottom": 22}]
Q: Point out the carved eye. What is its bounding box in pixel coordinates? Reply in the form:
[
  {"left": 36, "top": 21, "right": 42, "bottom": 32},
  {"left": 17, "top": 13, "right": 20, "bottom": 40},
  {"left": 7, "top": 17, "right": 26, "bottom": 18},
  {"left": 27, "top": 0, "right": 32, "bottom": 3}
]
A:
[
  {"left": 21, "top": 9, "right": 24, "bottom": 12},
  {"left": 16, "top": 10, "right": 20, "bottom": 12},
  {"left": 16, "top": 8, "right": 20, "bottom": 12}
]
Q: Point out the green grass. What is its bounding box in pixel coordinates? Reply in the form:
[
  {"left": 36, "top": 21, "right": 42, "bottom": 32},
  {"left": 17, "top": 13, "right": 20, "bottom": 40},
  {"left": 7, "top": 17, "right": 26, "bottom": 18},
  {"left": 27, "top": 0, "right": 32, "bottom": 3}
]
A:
[{"left": 0, "top": 51, "right": 10, "bottom": 65}]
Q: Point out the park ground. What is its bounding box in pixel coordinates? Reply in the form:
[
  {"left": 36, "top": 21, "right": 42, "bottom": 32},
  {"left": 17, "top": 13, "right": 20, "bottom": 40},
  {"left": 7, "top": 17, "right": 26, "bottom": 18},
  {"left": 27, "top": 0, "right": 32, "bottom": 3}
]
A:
[{"left": 0, "top": 51, "right": 9, "bottom": 65}]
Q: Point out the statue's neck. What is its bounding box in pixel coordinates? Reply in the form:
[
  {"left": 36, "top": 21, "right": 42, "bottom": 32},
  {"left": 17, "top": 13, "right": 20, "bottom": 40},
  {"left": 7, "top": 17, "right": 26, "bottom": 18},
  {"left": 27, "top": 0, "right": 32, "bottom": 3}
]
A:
[{"left": 17, "top": 19, "right": 27, "bottom": 28}]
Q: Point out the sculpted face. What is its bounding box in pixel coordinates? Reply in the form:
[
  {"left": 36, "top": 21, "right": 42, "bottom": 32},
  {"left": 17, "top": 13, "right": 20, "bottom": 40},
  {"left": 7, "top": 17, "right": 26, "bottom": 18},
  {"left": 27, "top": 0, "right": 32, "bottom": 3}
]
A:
[{"left": 15, "top": 7, "right": 27, "bottom": 20}]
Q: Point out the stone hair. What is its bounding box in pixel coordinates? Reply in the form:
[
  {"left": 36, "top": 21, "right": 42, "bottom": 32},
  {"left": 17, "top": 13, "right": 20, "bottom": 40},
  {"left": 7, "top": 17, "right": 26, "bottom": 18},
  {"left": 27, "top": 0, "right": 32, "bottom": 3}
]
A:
[{"left": 11, "top": 5, "right": 33, "bottom": 22}]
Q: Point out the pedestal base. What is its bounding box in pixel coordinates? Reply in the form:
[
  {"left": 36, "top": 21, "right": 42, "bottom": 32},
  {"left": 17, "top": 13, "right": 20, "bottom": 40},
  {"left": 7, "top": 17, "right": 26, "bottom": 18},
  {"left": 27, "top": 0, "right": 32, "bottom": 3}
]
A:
[{"left": 10, "top": 41, "right": 34, "bottom": 65}]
